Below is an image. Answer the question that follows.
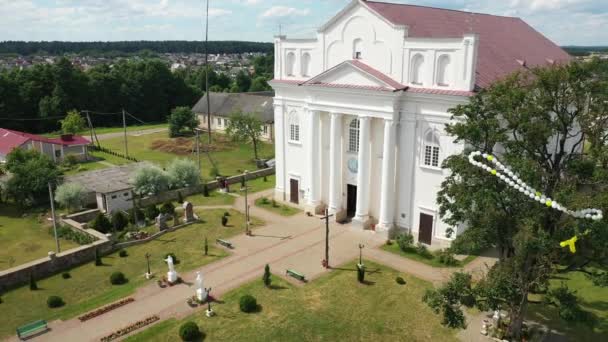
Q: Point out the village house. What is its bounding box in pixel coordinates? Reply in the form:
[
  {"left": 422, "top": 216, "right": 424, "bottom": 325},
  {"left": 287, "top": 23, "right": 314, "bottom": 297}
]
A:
[
  {"left": 0, "top": 128, "right": 90, "bottom": 163},
  {"left": 269, "top": 0, "right": 570, "bottom": 247},
  {"left": 193, "top": 91, "right": 275, "bottom": 142}
]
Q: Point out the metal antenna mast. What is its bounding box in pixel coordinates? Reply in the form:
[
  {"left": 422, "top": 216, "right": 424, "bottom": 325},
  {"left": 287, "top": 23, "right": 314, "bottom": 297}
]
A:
[{"left": 204, "top": 0, "right": 212, "bottom": 145}]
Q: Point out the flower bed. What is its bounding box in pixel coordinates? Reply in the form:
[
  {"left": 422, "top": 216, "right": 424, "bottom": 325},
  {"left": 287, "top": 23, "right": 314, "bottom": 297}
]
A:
[
  {"left": 125, "top": 231, "right": 150, "bottom": 241},
  {"left": 78, "top": 298, "right": 135, "bottom": 322},
  {"left": 100, "top": 315, "right": 160, "bottom": 342}
]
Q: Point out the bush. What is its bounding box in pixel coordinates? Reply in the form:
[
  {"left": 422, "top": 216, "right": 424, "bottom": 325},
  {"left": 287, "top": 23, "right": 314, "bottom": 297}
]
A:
[
  {"left": 437, "top": 249, "right": 458, "bottom": 266},
  {"left": 396, "top": 276, "right": 406, "bottom": 285},
  {"left": 263, "top": 264, "right": 271, "bottom": 287},
  {"left": 271, "top": 199, "right": 278, "bottom": 208},
  {"left": 95, "top": 248, "right": 102, "bottom": 266},
  {"left": 203, "top": 183, "right": 210, "bottom": 197},
  {"left": 396, "top": 233, "right": 414, "bottom": 252},
  {"left": 160, "top": 202, "right": 175, "bottom": 215},
  {"left": 47, "top": 295, "right": 65, "bottom": 308},
  {"left": 261, "top": 197, "right": 269, "bottom": 205},
  {"left": 223, "top": 211, "right": 230, "bottom": 217},
  {"left": 89, "top": 212, "right": 112, "bottom": 233},
  {"left": 545, "top": 283, "right": 590, "bottom": 322},
  {"left": 263, "top": 175, "right": 267, "bottom": 182},
  {"left": 111, "top": 211, "right": 128, "bottom": 231},
  {"left": 416, "top": 243, "right": 432, "bottom": 259},
  {"left": 62, "top": 272, "right": 71, "bottom": 279},
  {"left": 29, "top": 273, "right": 37, "bottom": 290},
  {"left": 54, "top": 182, "right": 85, "bottom": 211},
  {"left": 177, "top": 191, "right": 184, "bottom": 204},
  {"left": 239, "top": 294, "right": 258, "bottom": 313},
  {"left": 357, "top": 264, "right": 365, "bottom": 283},
  {"left": 221, "top": 215, "right": 228, "bottom": 227},
  {"left": 145, "top": 205, "right": 160, "bottom": 220},
  {"left": 119, "top": 250, "right": 128, "bottom": 258},
  {"left": 110, "top": 272, "right": 127, "bottom": 285},
  {"left": 63, "top": 154, "right": 79, "bottom": 167},
  {"left": 179, "top": 321, "right": 201, "bottom": 341},
  {"left": 54, "top": 225, "right": 95, "bottom": 245},
  {"left": 132, "top": 164, "right": 170, "bottom": 195},
  {"left": 129, "top": 207, "right": 144, "bottom": 224},
  {"left": 167, "top": 158, "right": 200, "bottom": 189}
]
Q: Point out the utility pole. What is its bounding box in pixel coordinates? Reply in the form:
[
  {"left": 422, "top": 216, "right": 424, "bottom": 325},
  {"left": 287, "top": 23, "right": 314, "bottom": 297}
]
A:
[
  {"left": 122, "top": 108, "right": 129, "bottom": 157},
  {"left": 320, "top": 209, "right": 334, "bottom": 268},
  {"left": 195, "top": 129, "right": 201, "bottom": 173},
  {"left": 48, "top": 183, "right": 60, "bottom": 253},
  {"left": 204, "top": 0, "right": 212, "bottom": 145},
  {"left": 83, "top": 110, "right": 93, "bottom": 143},
  {"left": 241, "top": 170, "right": 251, "bottom": 236}
]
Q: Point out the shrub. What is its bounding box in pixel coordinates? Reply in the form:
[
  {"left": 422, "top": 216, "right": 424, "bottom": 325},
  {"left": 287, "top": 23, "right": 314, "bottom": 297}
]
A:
[
  {"left": 54, "top": 225, "right": 96, "bottom": 245},
  {"left": 240, "top": 295, "right": 257, "bottom": 313},
  {"left": 385, "top": 239, "right": 393, "bottom": 246},
  {"left": 396, "top": 233, "right": 414, "bottom": 252},
  {"left": 437, "top": 249, "right": 458, "bottom": 266},
  {"left": 179, "top": 321, "right": 201, "bottom": 341},
  {"left": 29, "top": 273, "right": 37, "bottom": 290},
  {"left": 177, "top": 191, "right": 184, "bottom": 204},
  {"left": 54, "top": 182, "right": 85, "bottom": 211},
  {"left": 203, "top": 183, "right": 210, "bottom": 197},
  {"left": 221, "top": 215, "right": 228, "bottom": 227},
  {"left": 167, "top": 158, "right": 200, "bottom": 189},
  {"left": 357, "top": 264, "right": 365, "bottom": 283},
  {"left": 241, "top": 176, "right": 246, "bottom": 188},
  {"left": 204, "top": 237, "right": 208, "bottom": 256},
  {"left": 223, "top": 211, "right": 230, "bottom": 217},
  {"left": 261, "top": 197, "right": 269, "bottom": 205},
  {"left": 47, "top": 295, "right": 65, "bottom": 308},
  {"left": 95, "top": 248, "right": 102, "bottom": 266},
  {"left": 62, "top": 272, "right": 71, "bottom": 279},
  {"left": 263, "top": 175, "right": 267, "bottom": 182},
  {"left": 396, "top": 276, "right": 406, "bottom": 285},
  {"left": 271, "top": 199, "right": 278, "bottom": 208},
  {"left": 263, "top": 264, "right": 271, "bottom": 287},
  {"left": 119, "top": 250, "right": 128, "bottom": 258},
  {"left": 89, "top": 212, "right": 112, "bottom": 233},
  {"left": 129, "top": 207, "right": 144, "bottom": 224},
  {"left": 160, "top": 202, "right": 175, "bottom": 215},
  {"left": 416, "top": 243, "right": 432, "bottom": 259},
  {"left": 545, "top": 283, "right": 590, "bottom": 322},
  {"left": 110, "top": 272, "right": 127, "bottom": 285},
  {"left": 132, "top": 164, "right": 170, "bottom": 195},
  {"left": 111, "top": 211, "right": 128, "bottom": 231},
  {"left": 145, "top": 205, "right": 160, "bottom": 220},
  {"left": 63, "top": 154, "right": 79, "bottom": 167}
]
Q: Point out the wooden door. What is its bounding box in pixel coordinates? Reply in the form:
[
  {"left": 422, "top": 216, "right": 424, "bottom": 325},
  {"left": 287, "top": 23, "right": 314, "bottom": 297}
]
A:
[
  {"left": 290, "top": 179, "right": 299, "bottom": 204},
  {"left": 346, "top": 184, "right": 357, "bottom": 218},
  {"left": 418, "top": 213, "right": 433, "bottom": 245}
]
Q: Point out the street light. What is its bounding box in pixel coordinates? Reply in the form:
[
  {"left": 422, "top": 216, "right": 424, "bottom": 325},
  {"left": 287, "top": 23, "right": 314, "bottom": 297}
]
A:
[
  {"left": 358, "top": 244, "right": 365, "bottom": 266},
  {"left": 241, "top": 170, "right": 251, "bottom": 236},
  {"left": 145, "top": 253, "right": 151, "bottom": 279}
]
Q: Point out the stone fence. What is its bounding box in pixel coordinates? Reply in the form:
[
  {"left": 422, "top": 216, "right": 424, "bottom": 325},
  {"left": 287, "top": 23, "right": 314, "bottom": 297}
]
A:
[{"left": 113, "top": 221, "right": 197, "bottom": 249}]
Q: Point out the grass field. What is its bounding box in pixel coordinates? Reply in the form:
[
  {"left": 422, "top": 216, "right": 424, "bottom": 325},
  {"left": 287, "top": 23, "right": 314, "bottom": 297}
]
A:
[
  {"left": 180, "top": 191, "right": 236, "bottom": 207},
  {"left": 255, "top": 197, "right": 301, "bottom": 216},
  {"left": 381, "top": 243, "right": 476, "bottom": 268},
  {"left": 0, "top": 204, "right": 78, "bottom": 271},
  {"left": 0, "top": 208, "right": 264, "bottom": 339},
  {"left": 126, "top": 260, "right": 458, "bottom": 342},
  {"left": 527, "top": 268, "right": 608, "bottom": 341},
  {"left": 43, "top": 123, "right": 168, "bottom": 137},
  {"left": 94, "top": 131, "right": 273, "bottom": 179},
  {"left": 245, "top": 174, "right": 276, "bottom": 193}
]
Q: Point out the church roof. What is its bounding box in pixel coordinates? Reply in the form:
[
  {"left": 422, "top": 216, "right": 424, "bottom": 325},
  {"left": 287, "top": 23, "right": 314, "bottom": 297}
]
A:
[
  {"left": 192, "top": 92, "right": 275, "bottom": 123},
  {"left": 363, "top": 0, "right": 571, "bottom": 89}
]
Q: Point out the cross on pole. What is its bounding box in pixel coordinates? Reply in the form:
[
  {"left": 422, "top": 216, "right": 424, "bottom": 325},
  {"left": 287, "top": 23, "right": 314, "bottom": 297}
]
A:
[
  {"left": 358, "top": 244, "right": 365, "bottom": 265},
  {"left": 145, "top": 252, "right": 151, "bottom": 278},
  {"left": 320, "top": 208, "right": 334, "bottom": 268}
]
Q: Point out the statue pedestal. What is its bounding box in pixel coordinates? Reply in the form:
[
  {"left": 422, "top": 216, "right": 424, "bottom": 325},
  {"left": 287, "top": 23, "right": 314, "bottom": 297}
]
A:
[
  {"left": 145, "top": 272, "right": 152, "bottom": 280},
  {"left": 206, "top": 309, "right": 215, "bottom": 317},
  {"left": 196, "top": 288, "right": 208, "bottom": 302},
  {"left": 167, "top": 271, "right": 178, "bottom": 284}
]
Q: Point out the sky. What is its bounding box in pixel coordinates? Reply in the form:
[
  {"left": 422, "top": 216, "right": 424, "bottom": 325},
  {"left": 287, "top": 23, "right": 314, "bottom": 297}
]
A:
[{"left": 0, "top": 0, "right": 606, "bottom": 46}]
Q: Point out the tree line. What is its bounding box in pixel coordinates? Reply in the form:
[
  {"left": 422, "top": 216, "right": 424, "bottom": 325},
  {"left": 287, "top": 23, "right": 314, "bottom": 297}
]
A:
[
  {"left": 0, "top": 41, "right": 273, "bottom": 56},
  {"left": 0, "top": 55, "right": 274, "bottom": 133}
]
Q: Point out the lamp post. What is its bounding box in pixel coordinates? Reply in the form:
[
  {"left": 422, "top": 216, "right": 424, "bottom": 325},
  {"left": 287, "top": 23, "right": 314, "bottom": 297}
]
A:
[
  {"left": 145, "top": 253, "right": 151, "bottom": 279},
  {"left": 358, "top": 244, "right": 364, "bottom": 266},
  {"left": 241, "top": 170, "right": 251, "bottom": 236},
  {"left": 48, "top": 182, "right": 60, "bottom": 253},
  {"left": 320, "top": 209, "right": 334, "bottom": 268}
]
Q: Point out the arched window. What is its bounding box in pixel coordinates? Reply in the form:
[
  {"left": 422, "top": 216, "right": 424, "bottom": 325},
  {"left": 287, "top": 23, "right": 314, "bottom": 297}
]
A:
[
  {"left": 436, "top": 55, "right": 451, "bottom": 86},
  {"left": 348, "top": 119, "right": 360, "bottom": 153},
  {"left": 423, "top": 130, "right": 440, "bottom": 167},
  {"left": 288, "top": 112, "right": 300, "bottom": 142},
  {"left": 353, "top": 39, "right": 363, "bottom": 59},
  {"left": 285, "top": 52, "right": 296, "bottom": 76},
  {"left": 301, "top": 52, "right": 311, "bottom": 77},
  {"left": 411, "top": 54, "right": 424, "bottom": 85}
]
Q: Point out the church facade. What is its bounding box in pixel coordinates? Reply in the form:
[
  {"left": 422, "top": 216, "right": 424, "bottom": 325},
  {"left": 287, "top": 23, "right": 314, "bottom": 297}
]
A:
[{"left": 269, "top": 0, "right": 570, "bottom": 246}]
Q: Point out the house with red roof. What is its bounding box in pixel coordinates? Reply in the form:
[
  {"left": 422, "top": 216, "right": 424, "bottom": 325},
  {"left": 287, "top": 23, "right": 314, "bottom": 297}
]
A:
[
  {"left": 269, "top": 0, "right": 571, "bottom": 247},
  {"left": 0, "top": 128, "right": 90, "bottom": 163}
]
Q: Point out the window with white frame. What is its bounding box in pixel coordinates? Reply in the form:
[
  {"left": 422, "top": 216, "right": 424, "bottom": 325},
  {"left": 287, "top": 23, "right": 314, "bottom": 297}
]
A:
[
  {"left": 411, "top": 53, "right": 425, "bottom": 85},
  {"left": 263, "top": 125, "right": 268, "bottom": 134},
  {"left": 301, "top": 52, "right": 311, "bottom": 77},
  {"left": 348, "top": 119, "right": 360, "bottom": 153},
  {"left": 288, "top": 112, "right": 300, "bottom": 142},
  {"left": 285, "top": 52, "right": 296, "bottom": 77},
  {"left": 436, "top": 54, "right": 451, "bottom": 86},
  {"left": 353, "top": 39, "right": 363, "bottom": 59},
  {"left": 216, "top": 117, "right": 222, "bottom": 127},
  {"left": 423, "top": 130, "right": 441, "bottom": 167}
]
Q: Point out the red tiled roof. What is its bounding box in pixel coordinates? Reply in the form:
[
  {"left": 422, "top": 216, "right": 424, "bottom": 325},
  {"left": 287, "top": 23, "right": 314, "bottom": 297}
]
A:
[
  {"left": 0, "top": 128, "right": 89, "bottom": 155},
  {"left": 0, "top": 128, "right": 31, "bottom": 155},
  {"left": 364, "top": 1, "right": 571, "bottom": 88},
  {"left": 350, "top": 59, "right": 406, "bottom": 90}
]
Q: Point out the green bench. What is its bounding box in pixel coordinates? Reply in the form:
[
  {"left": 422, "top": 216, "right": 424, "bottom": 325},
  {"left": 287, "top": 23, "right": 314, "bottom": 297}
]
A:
[
  {"left": 216, "top": 238, "right": 233, "bottom": 249},
  {"left": 286, "top": 269, "right": 306, "bottom": 282},
  {"left": 16, "top": 320, "right": 48, "bottom": 340}
]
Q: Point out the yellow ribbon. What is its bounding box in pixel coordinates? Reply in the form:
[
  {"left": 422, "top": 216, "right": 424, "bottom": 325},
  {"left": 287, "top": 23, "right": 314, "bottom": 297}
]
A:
[{"left": 560, "top": 236, "right": 578, "bottom": 253}]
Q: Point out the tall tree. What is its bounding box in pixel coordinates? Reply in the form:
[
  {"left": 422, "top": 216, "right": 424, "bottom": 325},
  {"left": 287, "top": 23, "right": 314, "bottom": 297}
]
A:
[
  {"left": 5, "top": 149, "right": 60, "bottom": 206},
  {"left": 168, "top": 106, "right": 199, "bottom": 137},
  {"left": 225, "top": 111, "right": 264, "bottom": 160},
  {"left": 435, "top": 61, "right": 608, "bottom": 339}
]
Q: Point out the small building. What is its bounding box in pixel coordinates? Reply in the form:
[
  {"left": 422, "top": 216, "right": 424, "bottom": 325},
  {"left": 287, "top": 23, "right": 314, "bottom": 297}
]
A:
[
  {"left": 193, "top": 92, "right": 275, "bottom": 142},
  {"left": 0, "top": 128, "right": 90, "bottom": 163}
]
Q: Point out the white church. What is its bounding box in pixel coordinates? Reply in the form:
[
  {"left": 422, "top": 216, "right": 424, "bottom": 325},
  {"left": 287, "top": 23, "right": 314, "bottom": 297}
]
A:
[{"left": 269, "top": 0, "right": 570, "bottom": 246}]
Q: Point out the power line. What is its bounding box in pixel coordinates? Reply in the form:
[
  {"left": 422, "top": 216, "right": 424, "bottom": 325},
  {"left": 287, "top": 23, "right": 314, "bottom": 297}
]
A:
[{"left": 0, "top": 116, "right": 64, "bottom": 121}]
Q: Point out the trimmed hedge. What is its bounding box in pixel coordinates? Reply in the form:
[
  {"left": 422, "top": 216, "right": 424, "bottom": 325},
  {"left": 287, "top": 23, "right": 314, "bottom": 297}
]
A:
[
  {"left": 110, "top": 272, "right": 127, "bottom": 285},
  {"left": 239, "top": 294, "right": 257, "bottom": 313},
  {"left": 47, "top": 295, "right": 65, "bottom": 308},
  {"left": 179, "top": 321, "right": 202, "bottom": 341}
]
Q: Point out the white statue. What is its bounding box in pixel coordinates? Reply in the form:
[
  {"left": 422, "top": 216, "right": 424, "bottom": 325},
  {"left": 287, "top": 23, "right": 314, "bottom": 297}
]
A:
[
  {"left": 165, "top": 255, "right": 178, "bottom": 283},
  {"left": 195, "top": 271, "right": 208, "bottom": 302}
]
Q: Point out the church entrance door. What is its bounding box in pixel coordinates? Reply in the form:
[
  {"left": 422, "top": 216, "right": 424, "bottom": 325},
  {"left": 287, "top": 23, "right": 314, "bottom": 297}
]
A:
[
  {"left": 418, "top": 213, "right": 434, "bottom": 245},
  {"left": 290, "top": 179, "right": 299, "bottom": 204},
  {"left": 346, "top": 184, "right": 357, "bottom": 218}
]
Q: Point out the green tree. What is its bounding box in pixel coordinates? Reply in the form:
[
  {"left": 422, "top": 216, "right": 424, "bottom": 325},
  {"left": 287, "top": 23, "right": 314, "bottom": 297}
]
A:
[
  {"left": 131, "top": 164, "right": 170, "bottom": 195},
  {"left": 168, "top": 106, "right": 199, "bottom": 137},
  {"left": 5, "top": 149, "right": 60, "bottom": 205},
  {"left": 167, "top": 158, "right": 200, "bottom": 189},
  {"left": 435, "top": 62, "right": 608, "bottom": 339},
  {"left": 225, "top": 111, "right": 264, "bottom": 160},
  {"left": 60, "top": 109, "right": 86, "bottom": 134},
  {"left": 111, "top": 211, "right": 128, "bottom": 231},
  {"left": 249, "top": 76, "right": 270, "bottom": 92},
  {"left": 235, "top": 70, "right": 252, "bottom": 93},
  {"left": 54, "top": 182, "right": 85, "bottom": 212},
  {"left": 423, "top": 272, "right": 474, "bottom": 328}
]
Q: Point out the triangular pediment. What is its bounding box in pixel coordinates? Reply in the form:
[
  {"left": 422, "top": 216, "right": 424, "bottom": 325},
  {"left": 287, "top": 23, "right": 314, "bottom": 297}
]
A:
[{"left": 301, "top": 60, "right": 404, "bottom": 91}]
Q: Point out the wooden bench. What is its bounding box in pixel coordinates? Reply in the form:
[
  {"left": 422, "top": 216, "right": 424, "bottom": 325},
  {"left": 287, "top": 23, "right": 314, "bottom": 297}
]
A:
[
  {"left": 286, "top": 269, "right": 306, "bottom": 282},
  {"left": 16, "top": 320, "right": 48, "bottom": 340},
  {"left": 216, "top": 239, "right": 233, "bottom": 249}
]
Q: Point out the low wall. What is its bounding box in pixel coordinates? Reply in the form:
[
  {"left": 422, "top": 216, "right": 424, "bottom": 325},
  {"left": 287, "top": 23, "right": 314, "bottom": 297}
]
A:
[
  {"left": 64, "top": 208, "right": 100, "bottom": 224},
  {"left": 113, "top": 221, "right": 196, "bottom": 249}
]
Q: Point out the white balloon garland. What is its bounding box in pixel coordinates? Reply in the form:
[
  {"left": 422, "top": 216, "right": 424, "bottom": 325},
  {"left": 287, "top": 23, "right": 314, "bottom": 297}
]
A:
[{"left": 468, "top": 151, "right": 603, "bottom": 221}]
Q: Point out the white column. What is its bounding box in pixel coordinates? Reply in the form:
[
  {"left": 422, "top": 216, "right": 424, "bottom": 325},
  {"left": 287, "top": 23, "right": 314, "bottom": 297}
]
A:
[
  {"left": 307, "top": 109, "right": 320, "bottom": 207},
  {"left": 402, "top": 117, "right": 417, "bottom": 228},
  {"left": 273, "top": 104, "right": 285, "bottom": 200},
  {"left": 378, "top": 119, "right": 396, "bottom": 231},
  {"left": 328, "top": 112, "right": 343, "bottom": 214},
  {"left": 355, "top": 116, "right": 371, "bottom": 223}
]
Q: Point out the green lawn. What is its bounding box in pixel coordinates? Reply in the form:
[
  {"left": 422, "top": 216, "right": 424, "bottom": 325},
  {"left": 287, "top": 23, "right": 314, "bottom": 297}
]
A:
[
  {"left": 43, "top": 123, "right": 168, "bottom": 137},
  {"left": 95, "top": 132, "right": 273, "bottom": 179},
  {"left": 0, "top": 208, "right": 264, "bottom": 339},
  {"left": 126, "top": 260, "right": 458, "bottom": 342},
  {"left": 527, "top": 268, "right": 608, "bottom": 341},
  {"left": 181, "top": 191, "right": 236, "bottom": 207},
  {"left": 255, "top": 197, "right": 301, "bottom": 216},
  {"left": 61, "top": 159, "right": 110, "bottom": 175},
  {"left": 381, "top": 243, "right": 476, "bottom": 268},
  {"left": 246, "top": 174, "right": 276, "bottom": 193},
  {"left": 0, "top": 204, "right": 79, "bottom": 271}
]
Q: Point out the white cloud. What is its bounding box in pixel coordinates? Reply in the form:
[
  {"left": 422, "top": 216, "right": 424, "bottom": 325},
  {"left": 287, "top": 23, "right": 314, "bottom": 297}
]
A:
[{"left": 261, "top": 6, "right": 310, "bottom": 18}]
